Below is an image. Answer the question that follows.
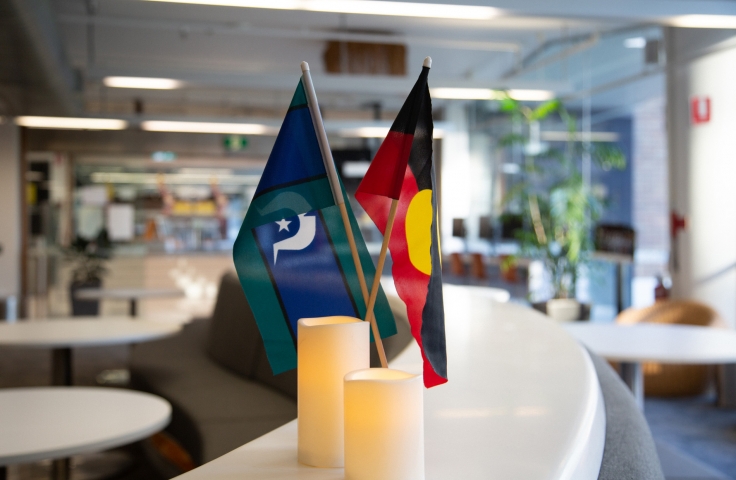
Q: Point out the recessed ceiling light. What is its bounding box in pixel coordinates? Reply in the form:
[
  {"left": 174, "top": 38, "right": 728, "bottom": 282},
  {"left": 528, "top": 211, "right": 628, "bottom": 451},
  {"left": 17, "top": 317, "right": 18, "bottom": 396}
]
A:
[
  {"left": 15, "top": 116, "right": 128, "bottom": 130},
  {"left": 623, "top": 37, "right": 646, "bottom": 49},
  {"left": 103, "top": 77, "right": 183, "bottom": 89},
  {"left": 669, "top": 14, "right": 736, "bottom": 28},
  {"left": 339, "top": 126, "right": 444, "bottom": 138},
  {"left": 142, "top": 0, "right": 501, "bottom": 20},
  {"left": 506, "top": 89, "right": 555, "bottom": 101},
  {"left": 431, "top": 88, "right": 496, "bottom": 100},
  {"left": 430, "top": 88, "right": 554, "bottom": 102},
  {"left": 540, "top": 131, "right": 620, "bottom": 142},
  {"left": 141, "top": 120, "right": 278, "bottom": 135}
]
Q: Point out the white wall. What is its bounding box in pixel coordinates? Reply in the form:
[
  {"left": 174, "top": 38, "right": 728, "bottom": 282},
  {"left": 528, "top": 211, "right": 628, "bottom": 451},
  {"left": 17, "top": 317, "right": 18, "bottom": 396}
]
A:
[
  {"left": 667, "top": 29, "right": 736, "bottom": 326},
  {"left": 0, "top": 123, "right": 21, "bottom": 301},
  {"left": 440, "top": 102, "right": 472, "bottom": 253}
]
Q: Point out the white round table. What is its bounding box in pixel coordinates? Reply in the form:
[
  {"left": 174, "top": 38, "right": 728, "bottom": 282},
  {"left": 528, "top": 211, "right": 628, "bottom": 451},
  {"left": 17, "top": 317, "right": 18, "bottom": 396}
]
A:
[
  {"left": 174, "top": 285, "right": 605, "bottom": 480},
  {"left": 0, "top": 317, "right": 181, "bottom": 386},
  {"left": 564, "top": 323, "right": 736, "bottom": 409},
  {"left": 0, "top": 387, "right": 171, "bottom": 480},
  {"left": 74, "top": 288, "right": 185, "bottom": 316}
]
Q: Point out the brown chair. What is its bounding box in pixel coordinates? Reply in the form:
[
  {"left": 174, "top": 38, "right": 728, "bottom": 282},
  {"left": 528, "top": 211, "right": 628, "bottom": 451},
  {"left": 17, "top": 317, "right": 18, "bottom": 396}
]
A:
[
  {"left": 615, "top": 300, "right": 727, "bottom": 397},
  {"left": 470, "top": 253, "right": 487, "bottom": 280},
  {"left": 448, "top": 253, "right": 466, "bottom": 276}
]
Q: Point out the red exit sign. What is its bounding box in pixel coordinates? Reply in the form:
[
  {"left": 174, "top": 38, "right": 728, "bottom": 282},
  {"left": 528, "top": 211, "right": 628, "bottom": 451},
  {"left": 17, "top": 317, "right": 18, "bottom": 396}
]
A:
[{"left": 691, "top": 96, "right": 711, "bottom": 124}]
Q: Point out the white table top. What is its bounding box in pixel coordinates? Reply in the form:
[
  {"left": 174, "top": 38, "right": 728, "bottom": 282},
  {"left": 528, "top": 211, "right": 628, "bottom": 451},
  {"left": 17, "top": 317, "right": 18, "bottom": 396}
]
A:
[
  {"left": 565, "top": 322, "right": 736, "bottom": 364},
  {"left": 174, "top": 285, "right": 605, "bottom": 480},
  {"left": 0, "top": 387, "right": 171, "bottom": 465},
  {"left": 74, "top": 288, "right": 185, "bottom": 300},
  {"left": 380, "top": 277, "right": 510, "bottom": 303},
  {"left": 0, "top": 317, "right": 181, "bottom": 348}
]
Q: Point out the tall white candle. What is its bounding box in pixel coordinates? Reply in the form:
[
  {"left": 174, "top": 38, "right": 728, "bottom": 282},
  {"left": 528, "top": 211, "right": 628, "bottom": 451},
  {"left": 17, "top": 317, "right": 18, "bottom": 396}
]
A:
[
  {"left": 344, "top": 368, "right": 424, "bottom": 480},
  {"left": 297, "top": 316, "right": 369, "bottom": 468}
]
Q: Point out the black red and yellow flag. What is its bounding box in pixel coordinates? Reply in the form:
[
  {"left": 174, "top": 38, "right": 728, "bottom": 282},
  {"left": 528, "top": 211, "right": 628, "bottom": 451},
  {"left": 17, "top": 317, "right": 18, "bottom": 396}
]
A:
[{"left": 355, "top": 64, "right": 447, "bottom": 388}]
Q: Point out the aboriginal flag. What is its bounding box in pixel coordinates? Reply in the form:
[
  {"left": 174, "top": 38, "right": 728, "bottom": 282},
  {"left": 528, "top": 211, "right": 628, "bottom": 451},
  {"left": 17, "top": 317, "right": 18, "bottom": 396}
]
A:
[
  {"left": 233, "top": 79, "right": 396, "bottom": 375},
  {"left": 355, "top": 65, "right": 447, "bottom": 388}
]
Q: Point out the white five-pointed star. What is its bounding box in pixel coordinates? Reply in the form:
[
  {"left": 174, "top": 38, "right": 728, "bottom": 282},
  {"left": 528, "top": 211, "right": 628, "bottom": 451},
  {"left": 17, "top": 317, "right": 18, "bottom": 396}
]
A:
[{"left": 276, "top": 218, "right": 291, "bottom": 232}]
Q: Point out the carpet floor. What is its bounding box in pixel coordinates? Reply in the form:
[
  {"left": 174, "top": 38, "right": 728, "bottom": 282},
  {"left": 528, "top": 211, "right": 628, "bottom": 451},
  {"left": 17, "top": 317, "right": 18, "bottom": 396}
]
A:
[{"left": 646, "top": 394, "right": 736, "bottom": 480}]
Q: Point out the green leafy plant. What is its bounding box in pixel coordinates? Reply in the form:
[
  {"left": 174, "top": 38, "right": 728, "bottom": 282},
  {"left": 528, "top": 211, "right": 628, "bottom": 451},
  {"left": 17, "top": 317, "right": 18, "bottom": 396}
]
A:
[
  {"left": 498, "top": 93, "right": 625, "bottom": 299},
  {"left": 64, "top": 232, "right": 112, "bottom": 284}
]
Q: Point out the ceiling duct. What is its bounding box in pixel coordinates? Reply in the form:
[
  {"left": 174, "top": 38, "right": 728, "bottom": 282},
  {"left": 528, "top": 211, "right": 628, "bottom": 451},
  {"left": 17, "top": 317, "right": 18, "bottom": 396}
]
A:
[
  {"left": 4, "top": 0, "right": 81, "bottom": 115},
  {"left": 323, "top": 41, "right": 406, "bottom": 76}
]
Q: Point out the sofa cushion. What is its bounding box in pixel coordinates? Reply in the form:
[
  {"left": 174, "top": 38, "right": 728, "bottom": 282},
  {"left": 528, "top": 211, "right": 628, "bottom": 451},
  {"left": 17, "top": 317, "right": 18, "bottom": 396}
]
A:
[
  {"left": 590, "top": 350, "right": 665, "bottom": 480},
  {"left": 130, "top": 319, "right": 297, "bottom": 464},
  {"left": 205, "top": 271, "right": 263, "bottom": 381}
]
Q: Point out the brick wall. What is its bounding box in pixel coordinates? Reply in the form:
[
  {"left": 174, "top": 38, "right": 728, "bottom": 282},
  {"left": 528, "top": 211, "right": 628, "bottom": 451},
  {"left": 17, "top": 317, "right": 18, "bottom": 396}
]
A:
[{"left": 632, "top": 96, "right": 670, "bottom": 277}]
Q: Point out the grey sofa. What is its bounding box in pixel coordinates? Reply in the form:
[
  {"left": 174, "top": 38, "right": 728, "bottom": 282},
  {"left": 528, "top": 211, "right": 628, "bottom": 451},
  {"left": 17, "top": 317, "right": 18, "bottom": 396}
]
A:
[
  {"left": 130, "top": 271, "right": 412, "bottom": 465},
  {"left": 130, "top": 272, "right": 663, "bottom": 479}
]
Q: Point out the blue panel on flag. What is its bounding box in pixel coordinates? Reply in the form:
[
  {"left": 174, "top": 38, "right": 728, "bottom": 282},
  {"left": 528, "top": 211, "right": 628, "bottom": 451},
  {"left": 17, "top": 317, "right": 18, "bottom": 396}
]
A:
[
  {"left": 255, "top": 108, "right": 326, "bottom": 196},
  {"left": 253, "top": 210, "right": 358, "bottom": 334}
]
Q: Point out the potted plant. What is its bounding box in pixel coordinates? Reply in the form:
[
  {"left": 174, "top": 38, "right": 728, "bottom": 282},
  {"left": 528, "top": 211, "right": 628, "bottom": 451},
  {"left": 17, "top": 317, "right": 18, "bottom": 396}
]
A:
[
  {"left": 65, "top": 231, "right": 111, "bottom": 316},
  {"left": 498, "top": 94, "right": 625, "bottom": 320}
]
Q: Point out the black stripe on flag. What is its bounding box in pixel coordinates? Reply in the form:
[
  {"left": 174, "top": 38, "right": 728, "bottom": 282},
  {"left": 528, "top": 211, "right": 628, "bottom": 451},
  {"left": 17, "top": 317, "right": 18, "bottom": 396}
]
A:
[
  {"left": 252, "top": 228, "right": 298, "bottom": 348},
  {"left": 388, "top": 66, "right": 429, "bottom": 135},
  {"left": 317, "top": 209, "right": 360, "bottom": 318}
]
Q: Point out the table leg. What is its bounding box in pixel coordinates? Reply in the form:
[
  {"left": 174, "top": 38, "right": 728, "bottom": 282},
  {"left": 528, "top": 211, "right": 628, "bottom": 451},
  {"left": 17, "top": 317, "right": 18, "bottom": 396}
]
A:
[
  {"left": 129, "top": 298, "right": 137, "bottom": 317},
  {"left": 51, "top": 348, "right": 73, "bottom": 386},
  {"left": 717, "top": 363, "right": 736, "bottom": 408},
  {"left": 52, "top": 457, "right": 70, "bottom": 480},
  {"left": 620, "top": 361, "right": 644, "bottom": 410},
  {"left": 615, "top": 263, "right": 624, "bottom": 314},
  {"left": 0, "top": 465, "right": 6, "bottom": 480}
]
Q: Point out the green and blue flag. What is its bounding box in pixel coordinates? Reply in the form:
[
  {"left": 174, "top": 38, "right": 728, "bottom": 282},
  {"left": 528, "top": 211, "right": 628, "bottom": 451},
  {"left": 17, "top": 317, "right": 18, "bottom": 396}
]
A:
[{"left": 233, "top": 79, "right": 396, "bottom": 375}]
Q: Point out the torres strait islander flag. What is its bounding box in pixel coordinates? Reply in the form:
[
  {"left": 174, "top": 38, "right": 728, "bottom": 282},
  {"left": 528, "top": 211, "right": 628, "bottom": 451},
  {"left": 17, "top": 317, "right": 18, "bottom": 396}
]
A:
[
  {"left": 356, "top": 63, "right": 447, "bottom": 388},
  {"left": 233, "top": 79, "right": 396, "bottom": 375}
]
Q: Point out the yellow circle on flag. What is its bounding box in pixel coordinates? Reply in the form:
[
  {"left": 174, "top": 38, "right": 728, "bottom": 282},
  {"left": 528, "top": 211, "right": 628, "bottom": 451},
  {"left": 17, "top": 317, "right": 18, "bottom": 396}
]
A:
[{"left": 406, "top": 189, "right": 433, "bottom": 276}]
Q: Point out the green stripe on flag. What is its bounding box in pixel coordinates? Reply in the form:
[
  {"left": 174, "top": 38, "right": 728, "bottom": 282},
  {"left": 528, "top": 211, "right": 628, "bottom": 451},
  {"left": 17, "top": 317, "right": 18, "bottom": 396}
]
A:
[
  {"left": 322, "top": 205, "right": 397, "bottom": 341},
  {"left": 233, "top": 229, "right": 297, "bottom": 374},
  {"left": 244, "top": 177, "right": 334, "bottom": 229},
  {"left": 291, "top": 80, "right": 308, "bottom": 109}
]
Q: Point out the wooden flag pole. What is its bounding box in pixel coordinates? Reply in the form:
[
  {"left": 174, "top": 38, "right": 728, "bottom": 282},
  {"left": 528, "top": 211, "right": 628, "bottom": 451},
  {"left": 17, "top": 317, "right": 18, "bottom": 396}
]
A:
[
  {"left": 300, "top": 61, "right": 388, "bottom": 364},
  {"left": 364, "top": 199, "right": 399, "bottom": 368}
]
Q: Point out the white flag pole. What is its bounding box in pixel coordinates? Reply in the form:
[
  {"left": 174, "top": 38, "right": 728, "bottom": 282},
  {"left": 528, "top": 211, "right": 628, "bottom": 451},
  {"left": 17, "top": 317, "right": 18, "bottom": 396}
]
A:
[{"left": 300, "top": 61, "right": 387, "bottom": 366}]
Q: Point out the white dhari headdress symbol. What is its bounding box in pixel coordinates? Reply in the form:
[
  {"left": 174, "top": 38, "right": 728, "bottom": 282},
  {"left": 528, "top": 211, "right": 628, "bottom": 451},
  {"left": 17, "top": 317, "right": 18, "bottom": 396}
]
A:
[{"left": 273, "top": 213, "right": 316, "bottom": 264}]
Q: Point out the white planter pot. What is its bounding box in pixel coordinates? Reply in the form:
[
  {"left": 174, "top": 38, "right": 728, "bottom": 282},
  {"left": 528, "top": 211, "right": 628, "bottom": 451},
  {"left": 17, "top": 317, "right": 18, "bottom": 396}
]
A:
[{"left": 546, "top": 299, "right": 581, "bottom": 322}]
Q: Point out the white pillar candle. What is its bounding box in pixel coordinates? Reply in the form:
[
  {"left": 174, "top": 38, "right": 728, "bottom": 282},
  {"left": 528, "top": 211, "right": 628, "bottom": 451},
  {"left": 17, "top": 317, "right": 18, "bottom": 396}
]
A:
[
  {"left": 297, "top": 316, "right": 369, "bottom": 468},
  {"left": 344, "top": 368, "right": 424, "bottom": 480}
]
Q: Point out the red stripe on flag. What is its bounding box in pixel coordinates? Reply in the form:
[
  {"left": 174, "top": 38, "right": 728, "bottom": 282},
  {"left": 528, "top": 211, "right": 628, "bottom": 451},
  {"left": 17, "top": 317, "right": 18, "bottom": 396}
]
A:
[
  {"left": 380, "top": 166, "right": 447, "bottom": 387},
  {"left": 356, "top": 131, "right": 414, "bottom": 200}
]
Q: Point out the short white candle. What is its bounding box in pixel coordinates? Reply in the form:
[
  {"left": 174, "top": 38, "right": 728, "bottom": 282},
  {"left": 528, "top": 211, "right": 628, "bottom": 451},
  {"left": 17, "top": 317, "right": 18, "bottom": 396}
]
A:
[
  {"left": 344, "top": 368, "right": 424, "bottom": 480},
  {"left": 297, "top": 316, "right": 369, "bottom": 468}
]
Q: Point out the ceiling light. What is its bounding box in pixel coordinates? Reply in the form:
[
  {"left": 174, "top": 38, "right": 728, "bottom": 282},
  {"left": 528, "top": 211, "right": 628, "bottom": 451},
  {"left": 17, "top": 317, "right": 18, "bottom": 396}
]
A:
[
  {"left": 506, "top": 89, "right": 555, "bottom": 101},
  {"left": 339, "top": 126, "right": 444, "bottom": 138},
  {"left": 142, "top": 0, "right": 501, "bottom": 20},
  {"left": 431, "top": 88, "right": 496, "bottom": 100},
  {"left": 15, "top": 116, "right": 128, "bottom": 130},
  {"left": 141, "top": 120, "right": 278, "bottom": 135},
  {"left": 623, "top": 37, "right": 646, "bottom": 49},
  {"left": 669, "top": 15, "right": 736, "bottom": 28},
  {"left": 104, "top": 76, "right": 183, "bottom": 89},
  {"left": 431, "top": 88, "right": 554, "bottom": 102},
  {"left": 540, "top": 131, "right": 620, "bottom": 142},
  {"left": 90, "top": 171, "right": 261, "bottom": 185}
]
